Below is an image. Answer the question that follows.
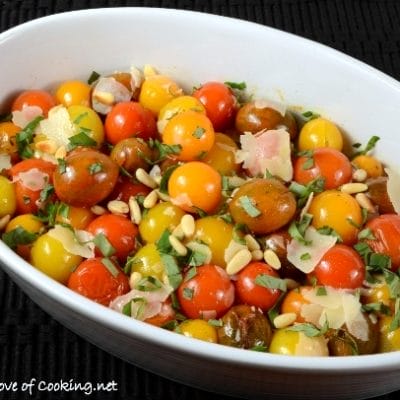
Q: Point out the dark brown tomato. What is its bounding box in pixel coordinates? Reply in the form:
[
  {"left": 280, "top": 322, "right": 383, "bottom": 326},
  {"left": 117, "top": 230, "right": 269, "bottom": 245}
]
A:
[
  {"left": 108, "top": 178, "right": 151, "bottom": 203},
  {"left": 110, "top": 137, "right": 153, "bottom": 173},
  {"left": 228, "top": 178, "right": 297, "bottom": 235},
  {"left": 217, "top": 304, "right": 272, "bottom": 349},
  {"left": 53, "top": 149, "right": 119, "bottom": 207},
  {"left": 367, "top": 176, "right": 394, "bottom": 215},
  {"left": 235, "top": 102, "right": 298, "bottom": 139}
]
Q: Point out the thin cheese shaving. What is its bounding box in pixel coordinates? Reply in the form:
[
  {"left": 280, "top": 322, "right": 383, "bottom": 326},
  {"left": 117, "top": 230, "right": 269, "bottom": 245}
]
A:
[
  {"left": 384, "top": 166, "right": 400, "bottom": 214},
  {"left": 0, "top": 153, "right": 11, "bottom": 172},
  {"left": 47, "top": 225, "right": 95, "bottom": 258},
  {"left": 12, "top": 168, "right": 49, "bottom": 191},
  {"left": 287, "top": 227, "right": 337, "bottom": 273},
  {"left": 12, "top": 105, "right": 43, "bottom": 128}
]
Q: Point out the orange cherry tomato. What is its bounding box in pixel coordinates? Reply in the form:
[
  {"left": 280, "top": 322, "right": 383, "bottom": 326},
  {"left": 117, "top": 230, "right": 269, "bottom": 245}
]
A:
[
  {"left": 162, "top": 110, "right": 215, "bottom": 162},
  {"left": 11, "top": 90, "right": 56, "bottom": 116},
  {"left": 235, "top": 261, "right": 282, "bottom": 312},
  {"left": 105, "top": 101, "right": 157, "bottom": 144},
  {"left": 55, "top": 205, "right": 95, "bottom": 230},
  {"left": 108, "top": 178, "right": 151, "bottom": 203},
  {"left": 9, "top": 158, "right": 56, "bottom": 214},
  {"left": 352, "top": 154, "right": 383, "bottom": 178},
  {"left": 67, "top": 257, "right": 129, "bottom": 306},
  {"left": 178, "top": 264, "right": 235, "bottom": 320},
  {"left": 294, "top": 148, "right": 352, "bottom": 189},
  {"left": 193, "top": 82, "right": 237, "bottom": 131},
  {"left": 0, "top": 122, "right": 20, "bottom": 162},
  {"left": 53, "top": 149, "right": 119, "bottom": 207},
  {"left": 55, "top": 80, "right": 91, "bottom": 107},
  {"left": 281, "top": 287, "right": 311, "bottom": 323},
  {"left": 312, "top": 244, "right": 365, "bottom": 289},
  {"left": 366, "top": 214, "right": 400, "bottom": 271},
  {"left": 168, "top": 161, "right": 222, "bottom": 214},
  {"left": 144, "top": 301, "right": 176, "bottom": 327},
  {"left": 87, "top": 214, "right": 139, "bottom": 262}
]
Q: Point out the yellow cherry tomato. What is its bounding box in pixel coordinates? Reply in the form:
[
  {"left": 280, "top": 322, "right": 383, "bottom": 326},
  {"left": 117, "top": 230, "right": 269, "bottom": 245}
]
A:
[
  {"left": 163, "top": 111, "right": 215, "bottom": 162},
  {"left": 352, "top": 154, "right": 383, "bottom": 178},
  {"left": 362, "top": 275, "right": 394, "bottom": 313},
  {"left": 379, "top": 315, "right": 400, "bottom": 352},
  {"left": 269, "top": 329, "right": 329, "bottom": 356},
  {"left": 139, "top": 201, "right": 185, "bottom": 243},
  {"left": 0, "top": 121, "right": 20, "bottom": 162},
  {"left": 168, "top": 162, "right": 222, "bottom": 214},
  {"left": 139, "top": 74, "right": 183, "bottom": 116},
  {"left": 298, "top": 117, "right": 343, "bottom": 151},
  {"left": 0, "top": 176, "right": 16, "bottom": 218},
  {"left": 193, "top": 216, "right": 233, "bottom": 268},
  {"left": 129, "top": 243, "right": 164, "bottom": 281},
  {"left": 308, "top": 190, "right": 362, "bottom": 245},
  {"left": 68, "top": 105, "right": 104, "bottom": 146},
  {"left": 56, "top": 80, "right": 91, "bottom": 107},
  {"left": 55, "top": 205, "right": 95, "bottom": 230},
  {"left": 30, "top": 233, "right": 82, "bottom": 283},
  {"left": 202, "top": 132, "right": 239, "bottom": 175},
  {"left": 158, "top": 95, "right": 206, "bottom": 134},
  {"left": 179, "top": 319, "right": 218, "bottom": 343}
]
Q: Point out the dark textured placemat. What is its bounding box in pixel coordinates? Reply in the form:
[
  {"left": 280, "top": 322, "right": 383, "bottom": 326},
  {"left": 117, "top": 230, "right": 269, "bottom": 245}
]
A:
[{"left": 1, "top": 1, "right": 400, "bottom": 399}]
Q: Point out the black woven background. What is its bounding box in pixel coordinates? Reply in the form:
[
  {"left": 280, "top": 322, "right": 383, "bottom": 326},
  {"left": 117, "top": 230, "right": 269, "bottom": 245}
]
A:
[{"left": 1, "top": 1, "right": 400, "bottom": 399}]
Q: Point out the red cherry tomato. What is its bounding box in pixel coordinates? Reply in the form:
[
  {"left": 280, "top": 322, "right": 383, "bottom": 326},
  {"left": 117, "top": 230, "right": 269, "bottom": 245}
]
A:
[
  {"left": 193, "top": 82, "right": 237, "bottom": 131},
  {"left": 67, "top": 257, "right": 129, "bottom": 306},
  {"left": 366, "top": 214, "right": 400, "bottom": 271},
  {"left": 105, "top": 101, "right": 157, "bottom": 144},
  {"left": 9, "top": 158, "right": 56, "bottom": 214},
  {"left": 235, "top": 261, "right": 282, "bottom": 311},
  {"left": 294, "top": 147, "right": 352, "bottom": 189},
  {"left": 108, "top": 178, "right": 151, "bottom": 203},
  {"left": 144, "top": 301, "right": 176, "bottom": 327},
  {"left": 87, "top": 214, "right": 139, "bottom": 262},
  {"left": 313, "top": 244, "right": 365, "bottom": 289},
  {"left": 178, "top": 264, "right": 235, "bottom": 319},
  {"left": 11, "top": 90, "right": 56, "bottom": 116}
]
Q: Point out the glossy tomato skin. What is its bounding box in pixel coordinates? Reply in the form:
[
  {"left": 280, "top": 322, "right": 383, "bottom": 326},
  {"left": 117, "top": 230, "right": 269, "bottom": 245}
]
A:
[
  {"left": 366, "top": 214, "right": 400, "bottom": 271},
  {"left": 294, "top": 147, "right": 352, "bottom": 189},
  {"left": 105, "top": 101, "right": 157, "bottom": 144},
  {"left": 9, "top": 158, "right": 56, "bottom": 214},
  {"left": 236, "top": 261, "right": 282, "bottom": 311},
  {"left": 11, "top": 90, "right": 56, "bottom": 116},
  {"left": 68, "top": 257, "right": 129, "bottom": 306},
  {"left": 108, "top": 178, "right": 151, "bottom": 203},
  {"left": 313, "top": 244, "right": 365, "bottom": 289},
  {"left": 178, "top": 264, "right": 235, "bottom": 320},
  {"left": 87, "top": 214, "right": 139, "bottom": 261},
  {"left": 193, "top": 82, "right": 237, "bottom": 131},
  {"left": 53, "top": 149, "right": 119, "bottom": 207}
]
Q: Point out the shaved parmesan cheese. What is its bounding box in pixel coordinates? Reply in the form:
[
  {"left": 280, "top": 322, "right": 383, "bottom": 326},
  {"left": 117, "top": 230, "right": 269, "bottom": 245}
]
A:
[
  {"left": 0, "top": 153, "right": 11, "bottom": 172},
  {"left": 12, "top": 105, "right": 43, "bottom": 128},
  {"left": 236, "top": 129, "right": 293, "bottom": 181},
  {"left": 47, "top": 225, "right": 95, "bottom": 258},
  {"left": 13, "top": 168, "right": 49, "bottom": 191},
  {"left": 109, "top": 282, "right": 173, "bottom": 320},
  {"left": 301, "top": 287, "right": 368, "bottom": 341},
  {"left": 254, "top": 99, "right": 287, "bottom": 116},
  {"left": 384, "top": 166, "right": 400, "bottom": 214},
  {"left": 224, "top": 239, "right": 247, "bottom": 264},
  {"left": 40, "top": 105, "right": 76, "bottom": 148},
  {"left": 92, "top": 77, "right": 132, "bottom": 115},
  {"left": 130, "top": 65, "right": 143, "bottom": 90},
  {"left": 287, "top": 227, "right": 337, "bottom": 273}
]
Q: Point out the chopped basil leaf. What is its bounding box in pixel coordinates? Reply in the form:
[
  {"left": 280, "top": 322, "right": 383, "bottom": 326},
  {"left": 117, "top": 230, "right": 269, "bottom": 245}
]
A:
[
  {"left": 39, "top": 183, "right": 54, "bottom": 203},
  {"left": 264, "top": 169, "right": 275, "bottom": 179},
  {"left": 362, "top": 302, "right": 391, "bottom": 315},
  {"left": 287, "top": 320, "right": 328, "bottom": 337},
  {"left": 16, "top": 116, "right": 44, "bottom": 159},
  {"left": 122, "top": 300, "right": 132, "bottom": 316},
  {"left": 383, "top": 269, "right": 400, "bottom": 298},
  {"left": 267, "top": 291, "right": 286, "bottom": 325},
  {"left": 156, "top": 229, "right": 173, "bottom": 254},
  {"left": 301, "top": 110, "right": 320, "bottom": 120},
  {"left": 192, "top": 126, "right": 206, "bottom": 139},
  {"left": 159, "top": 165, "right": 178, "bottom": 194},
  {"left": 119, "top": 166, "right": 133, "bottom": 178},
  {"left": 132, "top": 297, "right": 147, "bottom": 319},
  {"left": 316, "top": 286, "right": 327, "bottom": 296},
  {"left": 300, "top": 252, "right": 311, "bottom": 261},
  {"left": 288, "top": 213, "right": 313, "bottom": 245},
  {"left": 208, "top": 319, "right": 223, "bottom": 327},
  {"left": 255, "top": 274, "right": 287, "bottom": 292},
  {"left": 136, "top": 276, "right": 162, "bottom": 292},
  {"left": 68, "top": 131, "right": 97, "bottom": 149},
  {"left": 389, "top": 298, "right": 400, "bottom": 332},
  {"left": 289, "top": 177, "right": 325, "bottom": 207},
  {"left": 160, "top": 253, "right": 182, "bottom": 289},
  {"left": 358, "top": 228, "right": 376, "bottom": 240},
  {"left": 353, "top": 242, "right": 373, "bottom": 263},
  {"left": 73, "top": 112, "right": 89, "bottom": 124},
  {"left": 87, "top": 70, "right": 101, "bottom": 84},
  {"left": 238, "top": 195, "right": 261, "bottom": 218},
  {"left": 88, "top": 162, "right": 103, "bottom": 175},
  {"left": 161, "top": 320, "right": 179, "bottom": 331},
  {"left": 219, "top": 213, "right": 233, "bottom": 224},
  {"left": 250, "top": 344, "right": 267, "bottom": 352},
  {"left": 2, "top": 227, "right": 37, "bottom": 250},
  {"left": 93, "top": 233, "right": 116, "bottom": 257},
  {"left": 0, "top": 112, "right": 12, "bottom": 122},
  {"left": 299, "top": 150, "right": 314, "bottom": 170},
  {"left": 57, "top": 158, "right": 67, "bottom": 174},
  {"left": 184, "top": 266, "right": 198, "bottom": 281},
  {"left": 148, "top": 139, "right": 181, "bottom": 163},
  {"left": 233, "top": 223, "right": 248, "bottom": 244},
  {"left": 369, "top": 253, "right": 391, "bottom": 271},
  {"left": 317, "top": 226, "right": 343, "bottom": 242},
  {"left": 353, "top": 135, "right": 380, "bottom": 157},
  {"left": 361, "top": 207, "right": 369, "bottom": 224},
  {"left": 197, "top": 150, "right": 207, "bottom": 160},
  {"left": 182, "top": 287, "right": 194, "bottom": 300},
  {"left": 58, "top": 203, "right": 70, "bottom": 219},
  {"left": 192, "top": 206, "right": 208, "bottom": 218},
  {"left": 346, "top": 217, "right": 361, "bottom": 229},
  {"left": 224, "top": 81, "right": 246, "bottom": 90},
  {"left": 170, "top": 292, "right": 181, "bottom": 310},
  {"left": 101, "top": 258, "right": 119, "bottom": 277}
]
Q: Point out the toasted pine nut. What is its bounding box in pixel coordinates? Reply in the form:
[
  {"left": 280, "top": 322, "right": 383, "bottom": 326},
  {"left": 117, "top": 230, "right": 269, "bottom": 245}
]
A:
[
  {"left": 155, "top": 189, "right": 170, "bottom": 202},
  {"left": 226, "top": 249, "right": 252, "bottom": 275},
  {"left": 129, "top": 197, "right": 142, "bottom": 224},
  {"left": 129, "top": 271, "right": 142, "bottom": 290},
  {"left": 172, "top": 224, "right": 184, "bottom": 240},
  {"left": 107, "top": 200, "right": 129, "bottom": 215},
  {"left": 340, "top": 182, "right": 368, "bottom": 194},
  {"left": 284, "top": 278, "right": 300, "bottom": 290},
  {"left": 355, "top": 193, "right": 375, "bottom": 213},
  {"left": 352, "top": 168, "right": 367, "bottom": 182},
  {"left": 169, "top": 235, "right": 187, "bottom": 256},
  {"left": 153, "top": 175, "right": 162, "bottom": 185},
  {"left": 263, "top": 249, "right": 281, "bottom": 270},
  {"left": 181, "top": 214, "right": 195, "bottom": 237},
  {"left": 54, "top": 146, "right": 67, "bottom": 159},
  {"left": 273, "top": 313, "right": 297, "bottom": 329},
  {"left": 93, "top": 90, "right": 115, "bottom": 105},
  {"left": 251, "top": 249, "right": 263, "bottom": 261},
  {"left": 143, "top": 190, "right": 158, "bottom": 209},
  {"left": 90, "top": 205, "right": 107, "bottom": 215},
  {"left": 136, "top": 168, "right": 158, "bottom": 189},
  {"left": 368, "top": 313, "right": 378, "bottom": 324},
  {"left": 0, "top": 214, "right": 10, "bottom": 231},
  {"left": 35, "top": 139, "right": 57, "bottom": 154},
  {"left": 244, "top": 234, "right": 260, "bottom": 251}
]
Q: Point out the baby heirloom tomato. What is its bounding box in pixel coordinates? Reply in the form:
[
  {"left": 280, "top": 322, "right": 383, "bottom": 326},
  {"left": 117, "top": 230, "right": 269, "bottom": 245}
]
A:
[
  {"left": 11, "top": 89, "right": 56, "bottom": 116},
  {"left": 56, "top": 80, "right": 91, "bottom": 107}
]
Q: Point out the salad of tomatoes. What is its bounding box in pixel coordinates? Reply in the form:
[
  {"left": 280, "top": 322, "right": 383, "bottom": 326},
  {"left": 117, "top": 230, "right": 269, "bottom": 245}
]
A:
[{"left": 1, "top": 64, "right": 400, "bottom": 357}]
